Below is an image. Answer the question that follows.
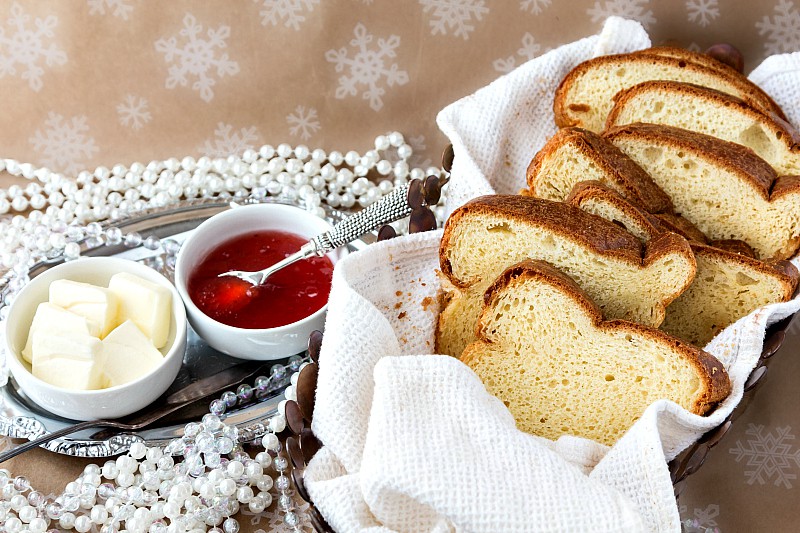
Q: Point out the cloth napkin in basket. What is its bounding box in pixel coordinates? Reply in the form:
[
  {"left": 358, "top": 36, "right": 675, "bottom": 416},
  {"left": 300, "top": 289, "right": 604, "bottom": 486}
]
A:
[{"left": 305, "top": 17, "right": 800, "bottom": 532}]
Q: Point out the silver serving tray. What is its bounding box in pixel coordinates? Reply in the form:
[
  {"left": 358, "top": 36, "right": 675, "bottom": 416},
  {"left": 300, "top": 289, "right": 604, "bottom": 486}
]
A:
[{"left": 0, "top": 198, "right": 369, "bottom": 457}]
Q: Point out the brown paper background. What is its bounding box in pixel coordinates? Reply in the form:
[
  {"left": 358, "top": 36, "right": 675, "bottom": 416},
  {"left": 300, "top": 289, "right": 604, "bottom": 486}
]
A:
[{"left": 2, "top": 1, "right": 800, "bottom": 531}]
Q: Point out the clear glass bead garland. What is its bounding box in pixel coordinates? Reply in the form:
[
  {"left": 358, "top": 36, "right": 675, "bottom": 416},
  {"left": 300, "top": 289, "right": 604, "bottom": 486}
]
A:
[{"left": 0, "top": 362, "right": 306, "bottom": 533}]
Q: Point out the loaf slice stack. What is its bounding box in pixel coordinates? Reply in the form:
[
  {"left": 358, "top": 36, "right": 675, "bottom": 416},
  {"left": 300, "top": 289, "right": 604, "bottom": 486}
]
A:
[
  {"left": 606, "top": 81, "right": 800, "bottom": 175},
  {"left": 605, "top": 123, "right": 800, "bottom": 260},
  {"left": 526, "top": 127, "right": 673, "bottom": 213},
  {"left": 567, "top": 181, "right": 799, "bottom": 346},
  {"left": 461, "top": 259, "right": 731, "bottom": 445},
  {"left": 436, "top": 195, "right": 696, "bottom": 357},
  {"left": 554, "top": 50, "right": 785, "bottom": 132}
]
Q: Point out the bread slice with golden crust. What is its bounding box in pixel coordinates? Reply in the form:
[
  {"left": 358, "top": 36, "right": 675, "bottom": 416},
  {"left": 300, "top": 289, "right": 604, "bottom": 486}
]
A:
[
  {"left": 633, "top": 47, "right": 747, "bottom": 80},
  {"left": 526, "top": 127, "right": 673, "bottom": 213},
  {"left": 554, "top": 52, "right": 786, "bottom": 132},
  {"left": 605, "top": 123, "right": 800, "bottom": 261},
  {"left": 436, "top": 195, "right": 696, "bottom": 357},
  {"left": 567, "top": 181, "right": 799, "bottom": 346},
  {"left": 461, "top": 259, "right": 731, "bottom": 446},
  {"left": 606, "top": 81, "right": 800, "bottom": 175}
]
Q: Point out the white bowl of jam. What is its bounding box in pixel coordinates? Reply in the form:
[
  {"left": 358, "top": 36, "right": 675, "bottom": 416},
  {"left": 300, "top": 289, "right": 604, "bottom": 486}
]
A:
[{"left": 174, "top": 203, "right": 345, "bottom": 360}]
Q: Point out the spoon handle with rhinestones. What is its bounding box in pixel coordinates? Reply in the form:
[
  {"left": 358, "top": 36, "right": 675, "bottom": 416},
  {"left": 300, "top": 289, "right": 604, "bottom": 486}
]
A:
[
  {"left": 308, "top": 183, "right": 411, "bottom": 253},
  {"left": 221, "top": 185, "right": 413, "bottom": 286}
]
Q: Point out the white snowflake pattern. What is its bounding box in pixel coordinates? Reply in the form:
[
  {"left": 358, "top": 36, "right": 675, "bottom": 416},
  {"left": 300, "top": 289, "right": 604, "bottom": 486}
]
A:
[
  {"left": 116, "top": 95, "right": 152, "bottom": 130},
  {"left": 253, "top": 0, "right": 320, "bottom": 31},
  {"left": 198, "top": 123, "right": 260, "bottom": 158},
  {"left": 679, "top": 503, "right": 721, "bottom": 533},
  {"left": 686, "top": 0, "right": 719, "bottom": 27},
  {"left": 406, "top": 134, "right": 433, "bottom": 168},
  {"left": 419, "top": 0, "right": 489, "bottom": 40},
  {"left": 520, "top": 0, "right": 552, "bottom": 15},
  {"left": 493, "top": 32, "right": 542, "bottom": 73},
  {"left": 756, "top": 0, "right": 800, "bottom": 55},
  {"left": 325, "top": 23, "right": 409, "bottom": 112},
  {"left": 587, "top": 0, "right": 656, "bottom": 29},
  {"left": 383, "top": 133, "right": 432, "bottom": 168},
  {"left": 29, "top": 112, "right": 99, "bottom": 175},
  {"left": 287, "top": 105, "right": 321, "bottom": 141},
  {"left": 687, "top": 42, "right": 702, "bottom": 52},
  {"left": 154, "top": 13, "right": 240, "bottom": 103},
  {"left": 87, "top": 0, "right": 134, "bottom": 20},
  {"left": 729, "top": 423, "right": 800, "bottom": 488},
  {"left": 0, "top": 3, "right": 67, "bottom": 92}
]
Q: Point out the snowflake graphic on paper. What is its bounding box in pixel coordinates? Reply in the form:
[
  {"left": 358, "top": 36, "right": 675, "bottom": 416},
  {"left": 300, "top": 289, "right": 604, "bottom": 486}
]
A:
[
  {"left": 587, "top": 0, "right": 656, "bottom": 29},
  {"left": 325, "top": 23, "right": 409, "bottom": 112},
  {"left": 419, "top": 0, "right": 489, "bottom": 40},
  {"left": 383, "top": 133, "right": 433, "bottom": 168},
  {"left": 29, "top": 112, "right": 99, "bottom": 175},
  {"left": 679, "top": 503, "right": 721, "bottom": 533},
  {"left": 258, "top": 500, "right": 311, "bottom": 531},
  {"left": 254, "top": 0, "right": 320, "bottom": 30},
  {"left": 729, "top": 423, "right": 800, "bottom": 488},
  {"left": 520, "top": 0, "right": 552, "bottom": 15},
  {"left": 154, "top": 13, "right": 240, "bottom": 103},
  {"left": 116, "top": 95, "right": 151, "bottom": 130},
  {"left": 0, "top": 3, "right": 67, "bottom": 91},
  {"left": 756, "top": 0, "right": 800, "bottom": 55},
  {"left": 493, "top": 32, "right": 542, "bottom": 73},
  {"left": 686, "top": 0, "right": 719, "bottom": 27},
  {"left": 198, "top": 122, "right": 261, "bottom": 158},
  {"left": 287, "top": 105, "right": 321, "bottom": 141},
  {"left": 87, "top": 0, "right": 134, "bottom": 20}
]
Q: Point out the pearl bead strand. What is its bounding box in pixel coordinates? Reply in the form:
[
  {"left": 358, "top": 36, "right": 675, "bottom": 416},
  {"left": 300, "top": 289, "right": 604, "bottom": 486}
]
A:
[
  {"left": 0, "top": 360, "right": 306, "bottom": 533},
  {"left": 0, "top": 132, "right": 449, "bottom": 531},
  {"left": 0, "top": 132, "right": 449, "bottom": 319}
]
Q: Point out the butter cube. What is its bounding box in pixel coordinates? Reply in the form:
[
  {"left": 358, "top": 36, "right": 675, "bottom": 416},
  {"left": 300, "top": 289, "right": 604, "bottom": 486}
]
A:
[
  {"left": 31, "top": 330, "right": 104, "bottom": 390},
  {"left": 102, "top": 320, "right": 164, "bottom": 388},
  {"left": 108, "top": 273, "right": 172, "bottom": 349},
  {"left": 49, "top": 279, "right": 119, "bottom": 338},
  {"left": 22, "top": 302, "right": 100, "bottom": 363}
]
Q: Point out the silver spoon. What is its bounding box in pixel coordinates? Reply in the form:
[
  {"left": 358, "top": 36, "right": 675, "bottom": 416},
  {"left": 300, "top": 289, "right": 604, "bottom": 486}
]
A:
[{"left": 219, "top": 183, "right": 412, "bottom": 286}]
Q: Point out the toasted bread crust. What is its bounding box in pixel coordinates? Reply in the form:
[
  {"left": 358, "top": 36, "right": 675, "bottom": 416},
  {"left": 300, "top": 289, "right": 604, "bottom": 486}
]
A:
[
  {"left": 604, "top": 123, "right": 777, "bottom": 200},
  {"left": 439, "top": 195, "right": 645, "bottom": 288},
  {"left": 566, "top": 180, "right": 662, "bottom": 239},
  {"left": 688, "top": 243, "right": 799, "bottom": 300},
  {"left": 653, "top": 213, "right": 709, "bottom": 244},
  {"left": 607, "top": 81, "right": 800, "bottom": 147},
  {"left": 631, "top": 47, "right": 787, "bottom": 121},
  {"left": 470, "top": 259, "right": 731, "bottom": 414},
  {"left": 554, "top": 53, "right": 786, "bottom": 129},
  {"left": 527, "top": 127, "right": 673, "bottom": 213},
  {"left": 771, "top": 175, "right": 800, "bottom": 200},
  {"left": 567, "top": 180, "right": 799, "bottom": 344},
  {"left": 632, "top": 47, "right": 741, "bottom": 76},
  {"left": 567, "top": 181, "right": 796, "bottom": 292}
]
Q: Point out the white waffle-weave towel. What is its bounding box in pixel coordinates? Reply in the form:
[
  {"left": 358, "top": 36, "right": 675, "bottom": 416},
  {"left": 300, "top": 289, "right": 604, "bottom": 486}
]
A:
[{"left": 305, "top": 17, "right": 800, "bottom": 532}]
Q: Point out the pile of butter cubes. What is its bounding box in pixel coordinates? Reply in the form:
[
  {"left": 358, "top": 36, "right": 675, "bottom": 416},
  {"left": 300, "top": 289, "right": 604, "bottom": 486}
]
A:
[{"left": 22, "top": 273, "right": 172, "bottom": 390}]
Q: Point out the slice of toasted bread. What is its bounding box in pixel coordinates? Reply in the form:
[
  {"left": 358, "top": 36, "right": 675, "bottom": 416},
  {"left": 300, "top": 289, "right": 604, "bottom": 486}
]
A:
[
  {"left": 606, "top": 81, "right": 800, "bottom": 175},
  {"left": 526, "top": 127, "right": 673, "bottom": 213},
  {"left": 461, "top": 259, "right": 731, "bottom": 445},
  {"left": 567, "top": 181, "right": 799, "bottom": 346},
  {"left": 436, "top": 195, "right": 696, "bottom": 357},
  {"left": 554, "top": 52, "right": 786, "bottom": 132},
  {"left": 605, "top": 123, "right": 800, "bottom": 260}
]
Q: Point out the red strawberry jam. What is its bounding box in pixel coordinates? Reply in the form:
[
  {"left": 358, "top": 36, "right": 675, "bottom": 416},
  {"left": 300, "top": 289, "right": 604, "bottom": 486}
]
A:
[{"left": 188, "top": 230, "right": 333, "bottom": 329}]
